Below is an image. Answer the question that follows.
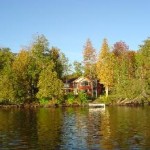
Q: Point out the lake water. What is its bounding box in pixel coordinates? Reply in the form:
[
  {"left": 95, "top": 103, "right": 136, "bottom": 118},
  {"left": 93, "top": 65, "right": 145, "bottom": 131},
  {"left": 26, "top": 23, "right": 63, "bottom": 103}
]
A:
[{"left": 0, "top": 106, "right": 150, "bottom": 150}]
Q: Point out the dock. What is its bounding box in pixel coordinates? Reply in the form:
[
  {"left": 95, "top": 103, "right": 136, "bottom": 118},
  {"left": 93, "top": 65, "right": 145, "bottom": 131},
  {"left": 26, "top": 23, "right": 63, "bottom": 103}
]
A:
[{"left": 88, "top": 103, "right": 105, "bottom": 109}]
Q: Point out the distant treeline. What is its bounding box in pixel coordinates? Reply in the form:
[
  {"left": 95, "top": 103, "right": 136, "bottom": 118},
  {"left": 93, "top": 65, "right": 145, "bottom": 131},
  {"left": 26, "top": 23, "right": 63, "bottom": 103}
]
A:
[{"left": 0, "top": 34, "right": 149, "bottom": 105}]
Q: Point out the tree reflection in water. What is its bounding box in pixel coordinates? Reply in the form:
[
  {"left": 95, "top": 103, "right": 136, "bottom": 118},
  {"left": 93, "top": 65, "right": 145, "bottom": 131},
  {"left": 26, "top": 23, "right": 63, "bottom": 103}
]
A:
[{"left": 0, "top": 107, "right": 150, "bottom": 149}]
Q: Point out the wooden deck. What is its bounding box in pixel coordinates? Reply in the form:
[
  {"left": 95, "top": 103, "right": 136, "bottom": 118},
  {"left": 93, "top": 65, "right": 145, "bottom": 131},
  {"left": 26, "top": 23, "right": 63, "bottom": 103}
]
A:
[{"left": 88, "top": 103, "right": 105, "bottom": 109}]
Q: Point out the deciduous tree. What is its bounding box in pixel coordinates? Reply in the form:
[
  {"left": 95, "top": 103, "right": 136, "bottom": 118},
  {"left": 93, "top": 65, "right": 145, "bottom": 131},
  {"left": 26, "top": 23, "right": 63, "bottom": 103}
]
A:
[
  {"left": 73, "top": 61, "right": 83, "bottom": 77},
  {"left": 136, "top": 38, "right": 150, "bottom": 95},
  {"left": 112, "top": 41, "right": 129, "bottom": 57},
  {"left": 0, "top": 48, "right": 15, "bottom": 102},
  {"left": 96, "top": 39, "right": 114, "bottom": 97},
  {"left": 12, "top": 50, "right": 32, "bottom": 102},
  {"left": 83, "top": 39, "right": 97, "bottom": 78}
]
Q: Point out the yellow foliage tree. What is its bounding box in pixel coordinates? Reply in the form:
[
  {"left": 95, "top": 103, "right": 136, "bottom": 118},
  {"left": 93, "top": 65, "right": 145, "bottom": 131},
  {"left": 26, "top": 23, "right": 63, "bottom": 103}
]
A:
[
  {"left": 96, "top": 39, "right": 114, "bottom": 97},
  {"left": 12, "top": 50, "right": 32, "bottom": 102}
]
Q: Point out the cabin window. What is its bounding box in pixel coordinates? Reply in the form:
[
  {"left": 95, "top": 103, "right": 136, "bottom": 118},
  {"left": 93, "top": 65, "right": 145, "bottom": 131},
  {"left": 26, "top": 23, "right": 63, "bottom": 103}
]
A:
[{"left": 81, "top": 81, "right": 89, "bottom": 86}]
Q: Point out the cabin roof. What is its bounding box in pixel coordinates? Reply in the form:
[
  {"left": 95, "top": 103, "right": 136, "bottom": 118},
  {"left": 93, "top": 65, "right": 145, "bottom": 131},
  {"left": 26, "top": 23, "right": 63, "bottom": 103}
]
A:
[{"left": 73, "top": 76, "right": 91, "bottom": 83}]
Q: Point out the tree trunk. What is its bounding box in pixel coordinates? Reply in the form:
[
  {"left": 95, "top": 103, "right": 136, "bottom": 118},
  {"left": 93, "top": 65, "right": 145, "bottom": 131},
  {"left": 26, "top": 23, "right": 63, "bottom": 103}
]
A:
[
  {"left": 105, "top": 85, "right": 109, "bottom": 97},
  {"left": 91, "top": 80, "right": 93, "bottom": 97}
]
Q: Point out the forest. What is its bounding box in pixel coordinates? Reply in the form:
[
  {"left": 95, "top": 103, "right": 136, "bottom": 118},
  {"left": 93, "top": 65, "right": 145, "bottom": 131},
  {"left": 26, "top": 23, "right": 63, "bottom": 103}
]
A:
[{"left": 0, "top": 34, "right": 149, "bottom": 106}]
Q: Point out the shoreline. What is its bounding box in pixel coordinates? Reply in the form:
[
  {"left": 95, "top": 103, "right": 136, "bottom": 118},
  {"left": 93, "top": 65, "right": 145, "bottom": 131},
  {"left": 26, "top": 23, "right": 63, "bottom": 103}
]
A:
[{"left": 0, "top": 101, "right": 149, "bottom": 109}]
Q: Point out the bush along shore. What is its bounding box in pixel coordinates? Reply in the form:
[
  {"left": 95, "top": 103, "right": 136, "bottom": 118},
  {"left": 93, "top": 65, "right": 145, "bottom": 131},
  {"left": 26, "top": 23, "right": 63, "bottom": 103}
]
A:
[
  {"left": 93, "top": 93, "right": 150, "bottom": 107},
  {"left": 0, "top": 92, "right": 90, "bottom": 108},
  {"left": 0, "top": 93, "right": 150, "bottom": 108}
]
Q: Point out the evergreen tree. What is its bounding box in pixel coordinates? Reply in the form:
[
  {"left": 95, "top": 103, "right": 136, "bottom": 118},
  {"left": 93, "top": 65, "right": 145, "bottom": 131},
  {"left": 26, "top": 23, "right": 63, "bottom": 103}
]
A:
[
  {"left": 49, "top": 47, "right": 70, "bottom": 79},
  {"left": 49, "top": 47, "right": 63, "bottom": 79},
  {"left": 37, "top": 63, "right": 63, "bottom": 101},
  {"left": 29, "top": 34, "right": 51, "bottom": 101}
]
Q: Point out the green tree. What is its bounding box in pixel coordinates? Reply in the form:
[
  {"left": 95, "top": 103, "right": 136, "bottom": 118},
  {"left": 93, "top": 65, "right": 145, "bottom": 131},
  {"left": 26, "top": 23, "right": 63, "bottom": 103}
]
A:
[
  {"left": 126, "top": 51, "right": 136, "bottom": 79},
  {"left": 73, "top": 61, "right": 83, "bottom": 77},
  {"left": 37, "top": 63, "right": 63, "bottom": 101},
  {"left": 49, "top": 47, "right": 63, "bottom": 78},
  {"left": 31, "top": 34, "right": 49, "bottom": 57},
  {"left": 112, "top": 41, "right": 133, "bottom": 99},
  {"left": 29, "top": 34, "right": 51, "bottom": 100},
  {"left": 0, "top": 48, "right": 15, "bottom": 102},
  {"left": 60, "top": 52, "right": 71, "bottom": 78},
  {"left": 96, "top": 39, "right": 114, "bottom": 97},
  {"left": 136, "top": 38, "right": 150, "bottom": 97},
  {"left": 0, "top": 48, "right": 14, "bottom": 72},
  {"left": 49, "top": 47, "right": 70, "bottom": 79},
  {"left": 0, "top": 73, "right": 14, "bottom": 102},
  {"left": 12, "top": 50, "right": 33, "bottom": 102}
]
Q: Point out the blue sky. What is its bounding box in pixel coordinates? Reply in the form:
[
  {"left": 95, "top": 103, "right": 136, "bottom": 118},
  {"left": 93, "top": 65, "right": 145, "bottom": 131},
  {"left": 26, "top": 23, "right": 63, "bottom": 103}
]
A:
[{"left": 0, "top": 0, "right": 150, "bottom": 62}]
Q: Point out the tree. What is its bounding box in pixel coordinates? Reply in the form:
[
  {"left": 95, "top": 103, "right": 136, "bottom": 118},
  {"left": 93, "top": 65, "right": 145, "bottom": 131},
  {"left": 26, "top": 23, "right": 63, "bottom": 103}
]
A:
[
  {"left": 96, "top": 39, "right": 114, "bottom": 97},
  {"left": 112, "top": 41, "right": 129, "bottom": 57},
  {"left": 112, "top": 41, "right": 142, "bottom": 100},
  {"left": 60, "top": 52, "right": 71, "bottom": 79},
  {"left": 136, "top": 38, "right": 150, "bottom": 95},
  {"left": 73, "top": 61, "right": 83, "bottom": 77},
  {"left": 12, "top": 50, "right": 32, "bottom": 102},
  {"left": 112, "top": 39, "right": 149, "bottom": 101},
  {"left": 126, "top": 51, "right": 136, "bottom": 79},
  {"left": 0, "top": 48, "right": 15, "bottom": 102},
  {"left": 37, "top": 63, "right": 63, "bottom": 101},
  {"left": 49, "top": 47, "right": 61, "bottom": 73},
  {"left": 83, "top": 39, "right": 97, "bottom": 78},
  {"left": 0, "top": 48, "right": 14, "bottom": 72},
  {"left": 49, "top": 47, "right": 63, "bottom": 78},
  {"left": 112, "top": 41, "right": 133, "bottom": 99},
  {"left": 31, "top": 34, "right": 49, "bottom": 56},
  {"left": 138, "top": 38, "right": 150, "bottom": 80},
  {"left": 29, "top": 34, "right": 51, "bottom": 100},
  {"left": 49, "top": 47, "right": 70, "bottom": 79},
  {"left": 0, "top": 71, "right": 15, "bottom": 102}
]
